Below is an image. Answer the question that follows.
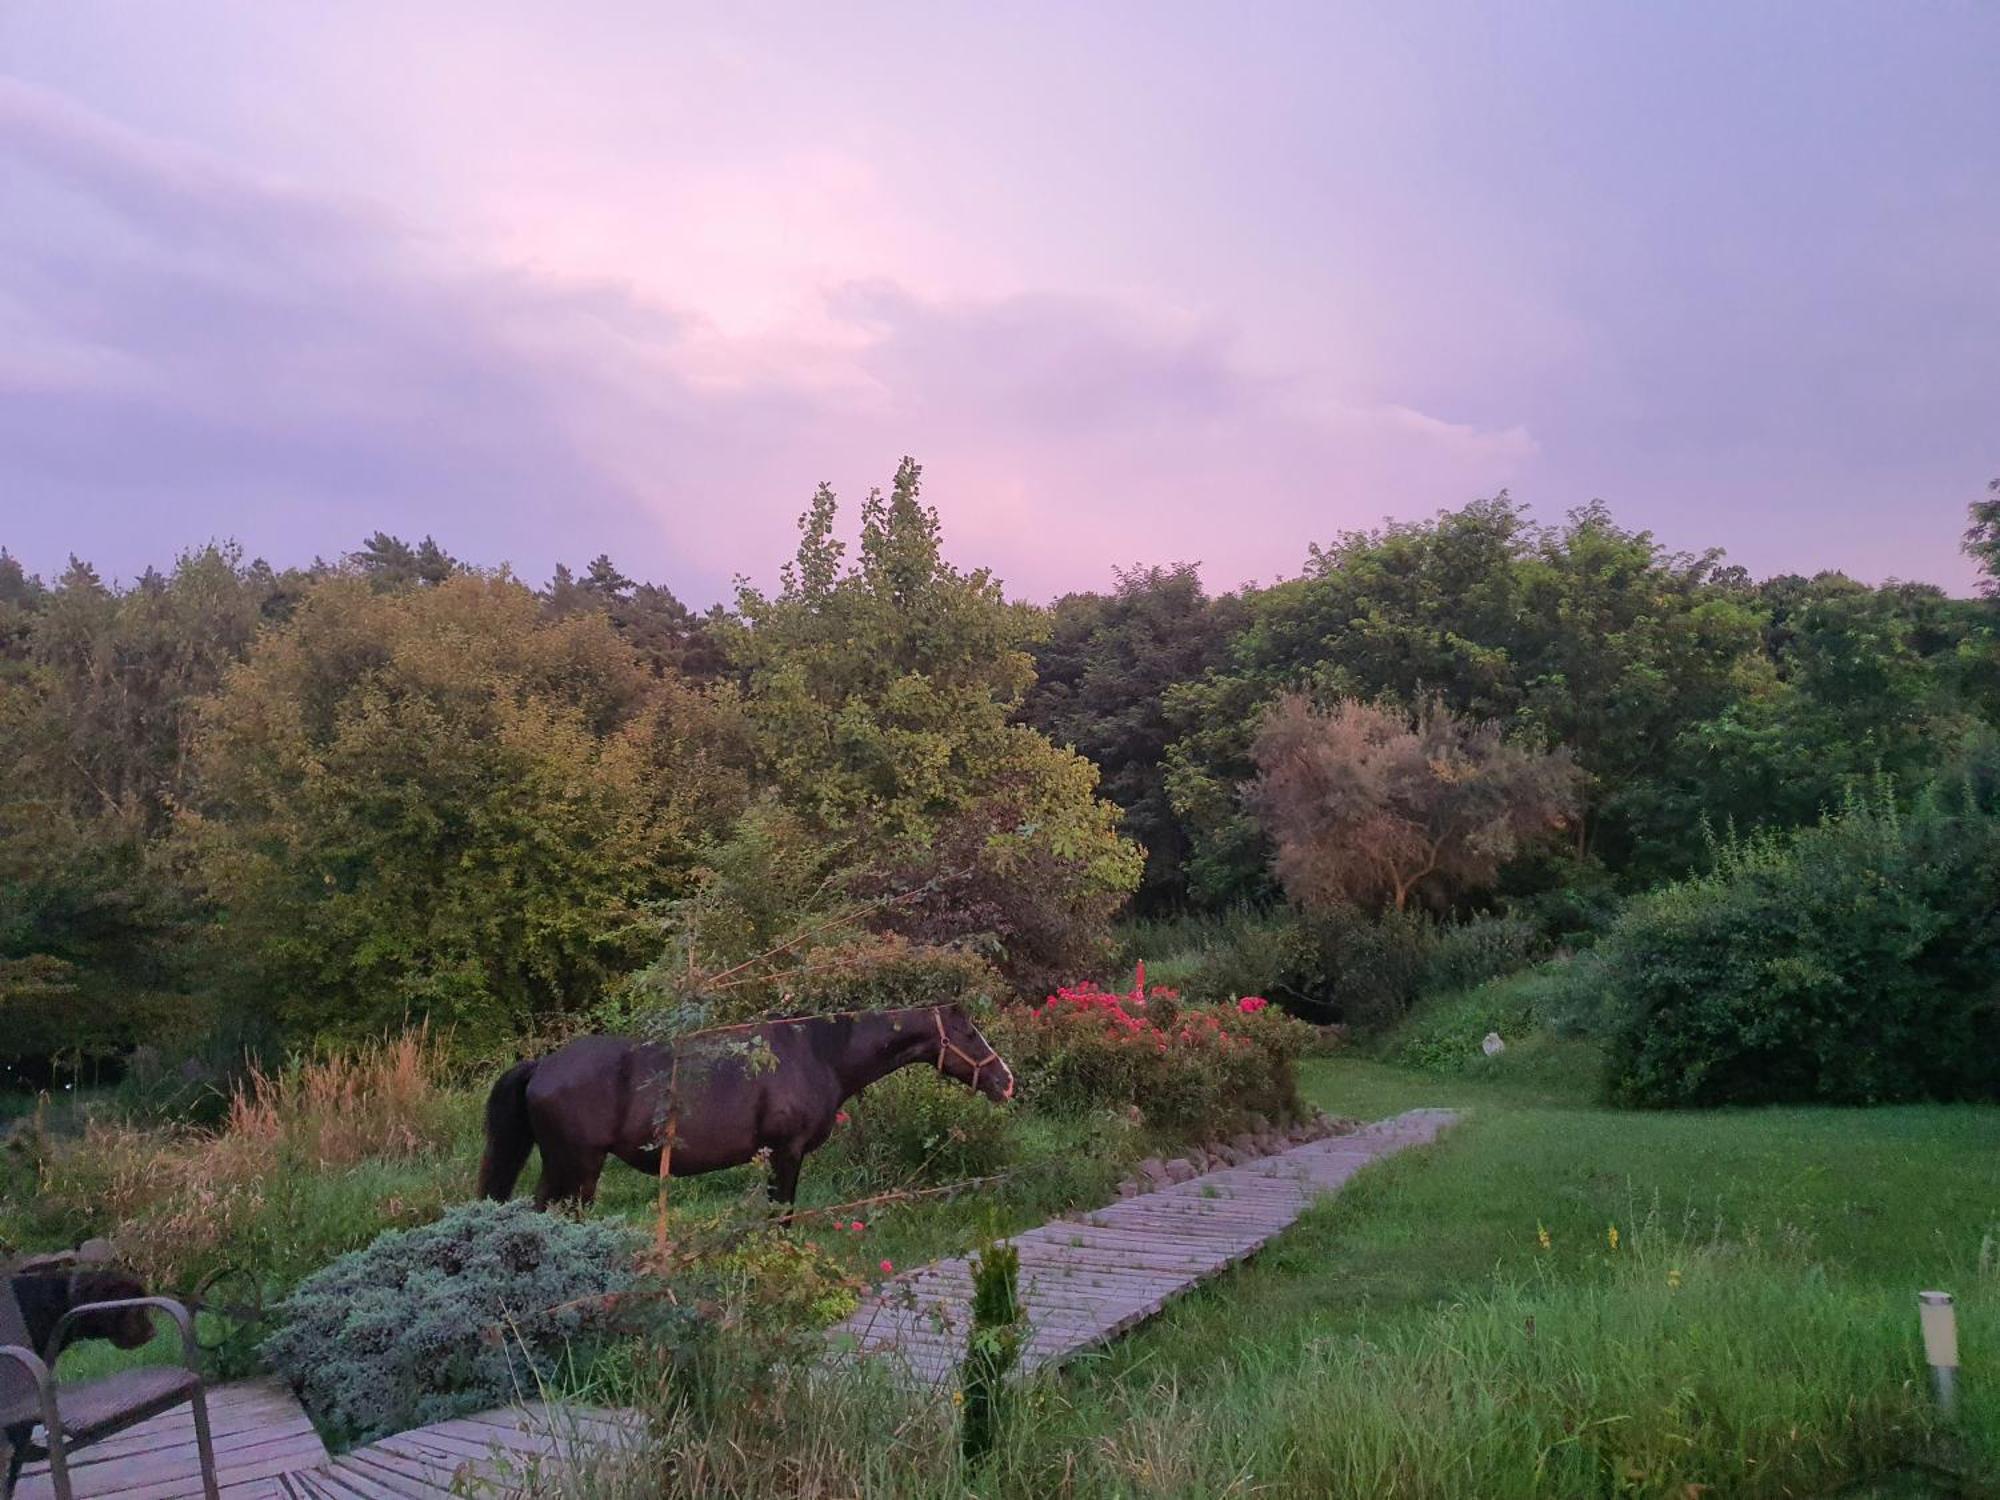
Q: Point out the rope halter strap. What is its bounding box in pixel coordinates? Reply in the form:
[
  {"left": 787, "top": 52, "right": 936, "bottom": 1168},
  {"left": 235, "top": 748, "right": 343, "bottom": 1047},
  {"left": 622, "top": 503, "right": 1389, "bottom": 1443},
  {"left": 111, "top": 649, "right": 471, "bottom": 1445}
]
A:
[{"left": 934, "top": 1008, "right": 1011, "bottom": 1097}]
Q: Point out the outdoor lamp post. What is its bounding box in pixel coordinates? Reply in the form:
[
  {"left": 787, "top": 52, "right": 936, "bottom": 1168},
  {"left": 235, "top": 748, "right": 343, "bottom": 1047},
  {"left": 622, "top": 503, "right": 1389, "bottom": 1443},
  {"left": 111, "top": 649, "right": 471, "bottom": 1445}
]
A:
[{"left": 1919, "top": 1290, "right": 1959, "bottom": 1416}]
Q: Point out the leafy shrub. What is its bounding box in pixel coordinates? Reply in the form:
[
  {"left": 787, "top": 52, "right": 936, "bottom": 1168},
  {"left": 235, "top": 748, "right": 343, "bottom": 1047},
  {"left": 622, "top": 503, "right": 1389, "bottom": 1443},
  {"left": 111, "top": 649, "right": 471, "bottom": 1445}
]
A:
[
  {"left": 1495, "top": 850, "right": 1623, "bottom": 948},
  {"left": 263, "top": 1200, "right": 640, "bottom": 1444},
  {"left": 1278, "top": 905, "right": 1433, "bottom": 1030},
  {"left": 1602, "top": 790, "right": 2000, "bottom": 1106},
  {"left": 1389, "top": 971, "right": 1551, "bottom": 1074},
  {"left": 1116, "top": 909, "right": 1295, "bottom": 1006},
  {"left": 836, "top": 1066, "right": 1016, "bottom": 1184},
  {"left": 987, "top": 980, "right": 1313, "bottom": 1131},
  {"left": 608, "top": 802, "right": 1009, "bottom": 1032},
  {"left": 1421, "top": 914, "right": 1545, "bottom": 996}
]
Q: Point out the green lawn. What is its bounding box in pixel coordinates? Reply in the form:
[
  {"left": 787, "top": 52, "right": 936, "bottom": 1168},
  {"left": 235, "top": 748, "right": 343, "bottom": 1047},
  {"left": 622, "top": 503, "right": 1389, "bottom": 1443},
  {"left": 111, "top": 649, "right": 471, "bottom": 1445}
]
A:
[{"left": 961, "top": 1056, "right": 2000, "bottom": 1497}]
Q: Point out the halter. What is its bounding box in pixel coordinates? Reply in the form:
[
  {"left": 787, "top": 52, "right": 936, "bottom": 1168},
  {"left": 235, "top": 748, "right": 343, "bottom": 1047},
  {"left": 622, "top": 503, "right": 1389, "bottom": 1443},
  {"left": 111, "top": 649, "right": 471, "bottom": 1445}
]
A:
[{"left": 934, "top": 1008, "right": 1012, "bottom": 1097}]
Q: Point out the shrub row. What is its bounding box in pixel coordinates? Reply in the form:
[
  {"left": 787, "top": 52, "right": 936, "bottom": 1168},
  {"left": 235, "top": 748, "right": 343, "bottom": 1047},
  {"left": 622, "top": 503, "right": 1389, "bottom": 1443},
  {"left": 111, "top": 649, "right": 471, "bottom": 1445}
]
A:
[
  {"left": 987, "top": 980, "right": 1315, "bottom": 1129},
  {"left": 1599, "top": 791, "right": 2000, "bottom": 1107}
]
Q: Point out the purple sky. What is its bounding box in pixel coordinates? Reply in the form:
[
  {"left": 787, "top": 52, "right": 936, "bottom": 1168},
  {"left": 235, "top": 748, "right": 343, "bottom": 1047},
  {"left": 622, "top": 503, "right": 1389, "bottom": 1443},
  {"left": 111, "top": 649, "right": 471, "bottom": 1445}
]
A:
[{"left": 3, "top": 4, "right": 1996, "bottom": 603}]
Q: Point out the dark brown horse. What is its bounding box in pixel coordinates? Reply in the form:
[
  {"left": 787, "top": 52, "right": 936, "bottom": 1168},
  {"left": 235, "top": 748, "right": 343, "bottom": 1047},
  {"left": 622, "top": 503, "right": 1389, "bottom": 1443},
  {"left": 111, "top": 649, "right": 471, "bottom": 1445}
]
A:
[{"left": 476, "top": 1003, "right": 1014, "bottom": 1211}]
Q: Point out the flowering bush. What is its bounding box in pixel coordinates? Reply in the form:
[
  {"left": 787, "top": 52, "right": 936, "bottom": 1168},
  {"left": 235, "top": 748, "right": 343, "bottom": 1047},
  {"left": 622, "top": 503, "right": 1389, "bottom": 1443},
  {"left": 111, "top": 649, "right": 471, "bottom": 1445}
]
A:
[{"left": 987, "top": 978, "right": 1313, "bottom": 1132}]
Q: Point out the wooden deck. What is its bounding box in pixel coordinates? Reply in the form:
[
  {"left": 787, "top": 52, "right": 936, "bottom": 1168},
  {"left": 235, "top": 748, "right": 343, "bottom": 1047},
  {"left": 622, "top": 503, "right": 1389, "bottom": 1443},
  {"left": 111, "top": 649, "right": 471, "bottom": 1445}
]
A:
[
  {"left": 14, "top": 1377, "right": 326, "bottom": 1499},
  {"left": 827, "top": 1107, "right": 1461, "bottom": 1386},
  {"left": 14, "top": 1383, "right": 643, "bottom": 1499}
]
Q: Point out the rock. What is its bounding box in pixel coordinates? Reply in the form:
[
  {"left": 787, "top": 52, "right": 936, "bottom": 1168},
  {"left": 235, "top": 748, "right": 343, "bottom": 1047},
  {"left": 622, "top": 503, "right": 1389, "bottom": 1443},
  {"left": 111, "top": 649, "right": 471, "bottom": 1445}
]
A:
[
  {"left": 1215, "top": 1146, "right": 1246, "bottom": 1167},
  {"left": 1246, "top": 1113, "right": 1272, "bottom": 1136},
  {"left": 1228, "top": 1132, "right": 1260, "bottom": 1157},
  {"left": 1482, "top": 1031, "right": 1506, "bottom": 1057},
  {"left": 1117, "top": 1179, "right": 1141, "bottom": 1198},
  {"left": 1164, "top": 1157, "right": 1199, "bottom": 1183},
  {"left": 1135, "top": 1156, "right": 1172, "bottom": 1189},
  {"left": 1256, "top": 1131, "right": 1283, "bottom": 1155}
]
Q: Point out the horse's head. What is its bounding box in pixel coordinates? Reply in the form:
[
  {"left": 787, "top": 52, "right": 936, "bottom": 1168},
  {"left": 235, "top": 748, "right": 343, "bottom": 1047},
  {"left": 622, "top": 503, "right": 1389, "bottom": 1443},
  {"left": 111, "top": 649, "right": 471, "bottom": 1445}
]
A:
[{"left": 933, "top": 1004, "right": 1014, "bottom": 1104}]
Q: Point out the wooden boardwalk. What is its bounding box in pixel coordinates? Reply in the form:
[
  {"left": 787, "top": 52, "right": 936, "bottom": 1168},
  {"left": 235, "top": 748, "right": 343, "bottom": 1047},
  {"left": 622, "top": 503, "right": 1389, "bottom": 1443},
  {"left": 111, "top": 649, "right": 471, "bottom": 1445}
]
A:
[
  {"left": 14, "top": 1383, "right": 643, "bottom": 1499},
  {"left": 827, "top": 1107, "right": 1460, "bottom": 1386}
]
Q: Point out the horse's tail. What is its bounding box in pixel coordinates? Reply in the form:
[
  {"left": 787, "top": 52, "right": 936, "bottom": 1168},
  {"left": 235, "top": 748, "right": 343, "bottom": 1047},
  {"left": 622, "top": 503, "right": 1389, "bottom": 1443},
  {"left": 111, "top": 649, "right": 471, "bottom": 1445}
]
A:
[{"left": 477, "top": 1058, "right": 539, "bottom": 1201}]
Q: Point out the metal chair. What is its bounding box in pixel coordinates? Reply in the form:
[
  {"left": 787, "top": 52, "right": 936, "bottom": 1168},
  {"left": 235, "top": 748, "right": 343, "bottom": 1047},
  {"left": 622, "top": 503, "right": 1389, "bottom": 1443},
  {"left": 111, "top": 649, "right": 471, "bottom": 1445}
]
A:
[{"left": 1, "top": 1275, "right": 219, "bottom": 1500}]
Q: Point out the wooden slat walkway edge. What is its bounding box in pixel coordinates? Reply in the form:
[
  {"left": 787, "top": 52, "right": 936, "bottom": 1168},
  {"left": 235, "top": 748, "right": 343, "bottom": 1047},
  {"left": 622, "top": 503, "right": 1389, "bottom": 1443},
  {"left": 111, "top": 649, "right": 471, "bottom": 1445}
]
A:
[
  {"left": 14, "top": 1384, "right": 645, "bottom": 1499},
  {"left": 17, "top": 1107, "right": 1458, "bottom": 1495},
  {"left": 826, "top": 1107, "right": 1462, "bottom": 1387}
]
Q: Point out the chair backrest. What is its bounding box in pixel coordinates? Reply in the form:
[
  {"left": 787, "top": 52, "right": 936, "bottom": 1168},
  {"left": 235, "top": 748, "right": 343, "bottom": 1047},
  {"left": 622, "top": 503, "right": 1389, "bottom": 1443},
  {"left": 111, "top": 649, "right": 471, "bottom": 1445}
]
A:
[{"left": 1, "top": 1274, "right": 41, "bottom": 1414}]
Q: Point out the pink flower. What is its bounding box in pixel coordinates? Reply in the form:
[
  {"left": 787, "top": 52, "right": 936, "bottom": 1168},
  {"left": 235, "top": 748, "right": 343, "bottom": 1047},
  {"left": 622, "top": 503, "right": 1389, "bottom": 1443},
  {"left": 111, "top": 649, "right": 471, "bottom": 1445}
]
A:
[
  {"left": 835, "top": 1110, "right": 850, "bottom": 1125},
  {"left": 851, "top": 1220, "right": 866, "bottom": 1233},
  {"left": 1237, "top": 996, "right": 1269, "bottom": 1013},
  {"left": 879, "top": 1259, "right": 894, "bottom": 1274}
]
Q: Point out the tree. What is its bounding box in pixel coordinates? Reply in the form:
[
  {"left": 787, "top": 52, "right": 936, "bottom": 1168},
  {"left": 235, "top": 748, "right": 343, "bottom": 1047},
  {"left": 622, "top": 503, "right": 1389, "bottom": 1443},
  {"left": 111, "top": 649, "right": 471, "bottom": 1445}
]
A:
[
  {"left": 542, "top": 554, "right": 724, "bottom": 679},
  {"left": 1249, "top": 695, "right": 1583, "bottom": 913},
  {"left": 0, "top": 545, "right": 307, "bottom": 1068},
  {"left": 1964, "top": 477, "right": 2000, "bottom": 597},
  {"left": 1021, "top": 564, "right": 1243, "bottom": 910},
  {"left": 725, "top": 459, "right": 1141, "bottom": 984},
  {"left": 178, "top": 574, "right": 750, "bottom": 1040},
  {"left": 351, "top": 532, "right": 457, "bottom": 591}
]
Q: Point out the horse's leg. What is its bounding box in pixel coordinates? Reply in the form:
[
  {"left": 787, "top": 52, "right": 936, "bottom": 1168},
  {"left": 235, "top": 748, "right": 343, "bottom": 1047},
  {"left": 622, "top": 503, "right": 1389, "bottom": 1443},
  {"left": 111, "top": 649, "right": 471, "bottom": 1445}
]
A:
[
  {"left": 533, "top": 1142, "right": 606, "bottom": 1210},
  {"left": 574, "top": 1148, "right": 608, "bottom": 1208},
  {"left": 768, "top": 1145, "right": 804, "bottom": 1226}
]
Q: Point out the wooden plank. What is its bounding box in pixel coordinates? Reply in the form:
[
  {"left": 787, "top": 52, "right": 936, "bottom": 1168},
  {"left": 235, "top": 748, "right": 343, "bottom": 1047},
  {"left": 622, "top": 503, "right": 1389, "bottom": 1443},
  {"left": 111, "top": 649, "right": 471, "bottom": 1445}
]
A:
[
  {"left": 1013, "top": 1224, "right": 1224, "bottom": 1262},
  {"left": 332, "top": 1446, "right": 463, "bottom": 1498},
  {"left": 1074, "top": 1212, "right": 1267, "bottom": 1241},
  {"left": 900, "top": 1266, "right": 1180, "bottom": 1307},
  {"left": 829, "top": 1108, "right": 1460, "bottom": 1387},
  {"left": 318, "top": 1455, "right": 453, "bottom": 1500},
  {"left": 17, "top": 1379, "right": 331, "bottom": 1500},
  {"left": 1026, "top": 1223, "right": 1239, "bottom": 1261}
]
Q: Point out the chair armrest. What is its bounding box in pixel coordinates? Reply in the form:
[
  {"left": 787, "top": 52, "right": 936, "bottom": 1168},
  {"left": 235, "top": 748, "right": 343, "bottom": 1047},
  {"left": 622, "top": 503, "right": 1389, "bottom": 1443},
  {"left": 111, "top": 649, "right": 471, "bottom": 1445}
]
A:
[
  {"left": 47, "top": 1297, "right": 200, "bottom": 1370},
  {"left": 1, "top": 1342, "right": 59, "bottom": 1431}
]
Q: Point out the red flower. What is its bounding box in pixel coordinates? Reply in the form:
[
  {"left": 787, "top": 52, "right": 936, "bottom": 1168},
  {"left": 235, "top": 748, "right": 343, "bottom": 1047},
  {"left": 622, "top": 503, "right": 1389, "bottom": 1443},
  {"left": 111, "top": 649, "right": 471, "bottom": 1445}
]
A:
[
  {"left": 1237, "top": 996, "right": 1269, "bottom": 1013},
  {"left": 835, "top": 1110, "right": 851, "bottom": 1125},
  {"left": 879, "top": 1259, "right": 894, "bottom": 1274}
]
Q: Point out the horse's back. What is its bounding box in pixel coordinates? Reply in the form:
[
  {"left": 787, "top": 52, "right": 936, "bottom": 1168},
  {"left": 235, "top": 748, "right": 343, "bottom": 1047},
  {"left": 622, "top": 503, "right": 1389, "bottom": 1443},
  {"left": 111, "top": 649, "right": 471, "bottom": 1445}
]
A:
[{"left": 525, "top": 1034, "right": 662, "bottom": 1148}]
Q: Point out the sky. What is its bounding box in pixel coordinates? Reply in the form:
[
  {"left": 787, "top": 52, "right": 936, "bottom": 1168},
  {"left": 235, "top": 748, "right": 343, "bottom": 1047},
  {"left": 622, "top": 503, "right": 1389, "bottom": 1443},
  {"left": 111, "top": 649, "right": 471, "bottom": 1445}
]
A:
[{"left": 2, "top": 3, "right": 1996, "bottom": 604}]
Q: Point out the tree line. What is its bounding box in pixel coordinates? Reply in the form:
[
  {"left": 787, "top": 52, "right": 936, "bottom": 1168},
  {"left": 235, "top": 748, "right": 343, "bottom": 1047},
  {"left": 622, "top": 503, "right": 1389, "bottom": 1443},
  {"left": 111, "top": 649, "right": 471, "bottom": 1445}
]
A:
[{"left": 4, "top": 464, "right": 1996, "bottom": 1074}]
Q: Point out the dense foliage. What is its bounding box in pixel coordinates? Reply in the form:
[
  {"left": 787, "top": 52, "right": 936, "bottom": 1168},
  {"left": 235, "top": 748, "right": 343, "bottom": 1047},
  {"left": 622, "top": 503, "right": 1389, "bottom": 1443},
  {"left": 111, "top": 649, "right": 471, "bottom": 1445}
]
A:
[
  {"left": 725, "top": 460, "right": 1140, "bottom": 991},
  {"left": 262, "top": 1200, "right": 640, "bottom": 1443},
  {"left": 5, "top": 471, "right": 1998, "bottom": 1095},
  {"left": 987, "top": 979, "right": 1314, "bottom": 1129},
  {"left": 1063, "top": 498, "right": 1995, "bottom": 909},
  {"left": 1022, "top": 565, "right": 1243, "bottom": 911},
  {"left": 1598, "top": 789, "right": 2000, "bottom": 1106},
  {"left": 178, "top": 574, "right": 749, "bottom": 1042}
]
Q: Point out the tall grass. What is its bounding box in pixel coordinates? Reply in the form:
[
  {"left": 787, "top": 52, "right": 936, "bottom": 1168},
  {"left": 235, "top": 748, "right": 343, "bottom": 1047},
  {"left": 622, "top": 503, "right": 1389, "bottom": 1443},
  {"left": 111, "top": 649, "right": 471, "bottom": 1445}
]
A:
[
  {"left": 547, "top": 1207, "right": 1993, "bottom": 1499},
  {"left": 224, "top": 1028, "right": 459, "bottom": 1168},
  {"left": 5, "top": 1028, "right": 469, "bottom": 1287}
]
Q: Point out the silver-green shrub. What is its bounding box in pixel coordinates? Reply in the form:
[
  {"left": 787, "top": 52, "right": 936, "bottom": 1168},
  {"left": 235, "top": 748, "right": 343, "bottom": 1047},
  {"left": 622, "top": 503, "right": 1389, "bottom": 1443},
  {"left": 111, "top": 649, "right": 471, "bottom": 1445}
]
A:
[{"left": 262, "top": 1199, "right": 640, "bottom": 1444}]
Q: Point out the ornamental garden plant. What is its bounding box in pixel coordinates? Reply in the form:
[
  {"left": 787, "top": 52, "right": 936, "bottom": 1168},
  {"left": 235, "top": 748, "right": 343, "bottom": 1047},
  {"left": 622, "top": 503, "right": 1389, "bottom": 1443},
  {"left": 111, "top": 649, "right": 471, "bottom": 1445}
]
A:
[{"left": 987, "top": 975, "right": 1314, "bottom": 1131}]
